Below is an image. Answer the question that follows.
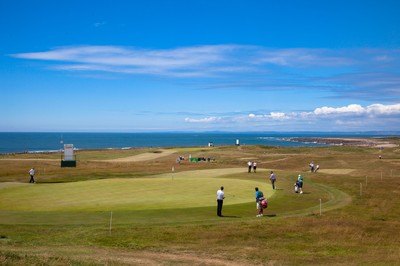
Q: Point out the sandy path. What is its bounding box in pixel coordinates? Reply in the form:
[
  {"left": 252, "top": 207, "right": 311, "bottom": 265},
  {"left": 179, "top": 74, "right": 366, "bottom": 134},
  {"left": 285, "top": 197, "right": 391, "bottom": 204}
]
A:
[{"left": 101, "top": 149, "right": 177, "bottom": 162}]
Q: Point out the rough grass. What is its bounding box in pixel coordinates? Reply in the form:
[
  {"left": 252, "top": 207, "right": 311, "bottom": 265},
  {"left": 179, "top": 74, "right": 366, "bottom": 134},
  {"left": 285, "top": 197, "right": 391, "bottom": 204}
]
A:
[{"left": 1, "top": 143, "right": 400, "bottom": 265}]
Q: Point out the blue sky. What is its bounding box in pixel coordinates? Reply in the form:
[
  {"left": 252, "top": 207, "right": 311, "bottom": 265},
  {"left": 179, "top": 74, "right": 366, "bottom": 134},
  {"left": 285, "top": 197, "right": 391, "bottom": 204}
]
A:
[{"left": 1, "top": 0, "right": 400, "bottom": 132}]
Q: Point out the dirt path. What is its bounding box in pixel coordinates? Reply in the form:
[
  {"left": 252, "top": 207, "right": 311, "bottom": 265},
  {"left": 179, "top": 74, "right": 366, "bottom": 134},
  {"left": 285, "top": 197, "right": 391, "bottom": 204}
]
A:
[
  {"left": 99, "top": 149, "right": 177, "bottom": 162},
  {"left": 3, "top": 246, "right": 249, "bottom": 266}
]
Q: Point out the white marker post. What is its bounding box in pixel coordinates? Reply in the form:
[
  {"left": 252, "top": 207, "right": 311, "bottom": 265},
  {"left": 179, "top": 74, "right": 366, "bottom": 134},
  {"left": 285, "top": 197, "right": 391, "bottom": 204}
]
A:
[
  {"left": 109, "top": 211, "right": 113, "bottom": 236},
  {"left": 319, "top": 199, "right": 322, "bottom": 216}
]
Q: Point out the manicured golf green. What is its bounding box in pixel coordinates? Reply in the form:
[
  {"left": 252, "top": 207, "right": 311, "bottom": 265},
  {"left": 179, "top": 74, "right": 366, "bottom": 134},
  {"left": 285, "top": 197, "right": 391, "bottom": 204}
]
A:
[{"left": 0, "top": 168, "right": 271, "bottom": 212}]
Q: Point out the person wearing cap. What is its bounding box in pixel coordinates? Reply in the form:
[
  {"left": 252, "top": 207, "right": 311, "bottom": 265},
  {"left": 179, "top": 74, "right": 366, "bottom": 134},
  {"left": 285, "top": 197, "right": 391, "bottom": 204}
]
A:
[
  {"left": 297, "top": 174, "right": 303, "bottom": 194},
  {"left": 216, "top": 186, "right": 225, "bottom": 216}
]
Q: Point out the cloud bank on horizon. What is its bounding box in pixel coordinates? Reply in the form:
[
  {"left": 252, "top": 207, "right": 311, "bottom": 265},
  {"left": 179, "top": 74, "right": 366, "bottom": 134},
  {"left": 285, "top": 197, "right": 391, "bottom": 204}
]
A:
[{"left": 9, "top": 45, "right": 400, "bottom": 132}]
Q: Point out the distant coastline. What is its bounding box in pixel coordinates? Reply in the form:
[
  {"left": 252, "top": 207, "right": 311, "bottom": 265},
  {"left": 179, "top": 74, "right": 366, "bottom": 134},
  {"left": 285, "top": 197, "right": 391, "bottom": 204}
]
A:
[{"left": 287, "top": 137, "right": 399, "bottom": 148}]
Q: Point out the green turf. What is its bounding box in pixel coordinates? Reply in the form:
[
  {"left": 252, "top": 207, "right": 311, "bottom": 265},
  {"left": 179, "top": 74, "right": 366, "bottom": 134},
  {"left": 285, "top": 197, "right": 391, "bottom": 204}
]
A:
[
  {"left": 2, "top": 143, "right": 398, "bottom": 265},
  {"left": 0, "top": 168, "right": 272, "bottom": 212},
  {"left": 0, "top": 168, "right": 350, "bottom": 227}
]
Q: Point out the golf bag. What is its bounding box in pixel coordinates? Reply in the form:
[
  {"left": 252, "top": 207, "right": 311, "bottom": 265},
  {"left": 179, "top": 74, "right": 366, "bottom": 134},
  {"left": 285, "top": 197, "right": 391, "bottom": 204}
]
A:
[
  {"left": 260, "top": 198, "right": 268, "bottom": 209},
  {"left": 294, "top": 182, "right": 299, "bottom": 193}
]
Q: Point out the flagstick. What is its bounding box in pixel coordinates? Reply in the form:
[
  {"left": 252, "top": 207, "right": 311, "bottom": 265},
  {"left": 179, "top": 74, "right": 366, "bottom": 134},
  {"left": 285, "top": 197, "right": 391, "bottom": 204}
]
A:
[
  {"left": 109, "top": 211, "right": 113, "bottom": 236},
  {"left": 319, "top": 199, "right": 322, "bottom": 216}
]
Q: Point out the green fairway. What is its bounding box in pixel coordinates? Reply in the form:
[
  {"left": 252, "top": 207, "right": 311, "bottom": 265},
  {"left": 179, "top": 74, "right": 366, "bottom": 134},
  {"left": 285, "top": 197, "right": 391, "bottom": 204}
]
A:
[
  {"left": 0, "top": 168, "right": 271, "bottom": 212},
  {"left": 1, "top": 143, "right": 399, "bottom": 265}
]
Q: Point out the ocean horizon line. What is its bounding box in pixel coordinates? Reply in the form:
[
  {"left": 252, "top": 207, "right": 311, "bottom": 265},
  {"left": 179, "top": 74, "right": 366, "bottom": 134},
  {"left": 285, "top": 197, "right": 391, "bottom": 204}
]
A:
[
  {"left": 1, "top": 131, "right": 399, "bottom": 155},
  {"left": 1, "top": 130, "right": 400, "bottom": 134}
]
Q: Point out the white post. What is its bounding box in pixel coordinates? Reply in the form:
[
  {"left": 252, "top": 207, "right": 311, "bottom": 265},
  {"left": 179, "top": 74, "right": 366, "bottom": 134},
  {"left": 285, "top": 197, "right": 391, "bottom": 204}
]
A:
[
  {"left": 109, "top": 211, "right": 113, "bottom": 236},
  {"left": 319, "top": 199, "right": 322, "bottom": 216}
]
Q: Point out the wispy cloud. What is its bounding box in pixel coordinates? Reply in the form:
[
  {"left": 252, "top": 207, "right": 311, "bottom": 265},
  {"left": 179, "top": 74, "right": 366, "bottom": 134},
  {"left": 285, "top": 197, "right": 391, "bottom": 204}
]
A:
[
  {"left": 184, "top": 117, "right": 222, "bottom": 123},
  {"left": 10, "top": 45, "right": 244, "bottom": 77},
  {"left": 11, "top": 45, "right": 399, "bottom": 74},
  {"left": 9, "top": 45, "right": 400, "bottom": 102},
  {"left": 94, "top": 21, "right": 107, "bottom": 28}
]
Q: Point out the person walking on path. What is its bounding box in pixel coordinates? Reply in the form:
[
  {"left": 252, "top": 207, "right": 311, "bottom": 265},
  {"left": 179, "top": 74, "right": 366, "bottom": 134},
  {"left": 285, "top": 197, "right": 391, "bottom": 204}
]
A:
[
  {"left": 297, "top": 174, "right": 304, "bottom": 194},
  {"left": 253, "top": 162, "right": 257, "bottom": 173},
  {"left": 255, "top": 187, "right": 265, "bottom": 217},
  {"left": 269, "top": 171, "right": 276, "bottom": 190},
  {"left": 29, "top": 167, "right": 35, "bottom": 183},
  {"left": 247, "top": 161, "right": 252, "bottom": 173},
  {"left": 216, "top": 186, "right": 225, "bottom": 217}
]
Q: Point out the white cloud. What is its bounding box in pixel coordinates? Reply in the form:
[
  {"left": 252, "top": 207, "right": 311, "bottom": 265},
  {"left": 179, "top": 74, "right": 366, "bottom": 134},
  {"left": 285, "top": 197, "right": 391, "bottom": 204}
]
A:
[
  {"left": 10, "top": 45, "right": 245, "bottom": 78},
  {"left": 313, "top": 103, "right": 400, "bottom": 116},
  {"left": 365, "top": 103, "right": 400, "bottom": 115},
  {"left": 313, "top": 104, "right": 365, "bottom": 115},
  {"left": 269, "top": 112, "right": 289, "bottom": 120},
  {"left": 256, "top": 48, "right": 356, "bottom": 67},
  {"left": 185, "top": 103, "right": 400, "bottom": 131},
  {"left": 184, "top": 117, "right": 221, "bottom": 123},
  {"left": 11, "top": 45, "right": 400, "bottom": 75}
]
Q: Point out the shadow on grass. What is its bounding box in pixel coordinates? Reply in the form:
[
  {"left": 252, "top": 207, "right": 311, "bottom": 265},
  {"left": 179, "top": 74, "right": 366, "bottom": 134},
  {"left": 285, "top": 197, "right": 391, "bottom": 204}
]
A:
[{"left": 219, "top": 215, "right": 241, "bottom": 218}]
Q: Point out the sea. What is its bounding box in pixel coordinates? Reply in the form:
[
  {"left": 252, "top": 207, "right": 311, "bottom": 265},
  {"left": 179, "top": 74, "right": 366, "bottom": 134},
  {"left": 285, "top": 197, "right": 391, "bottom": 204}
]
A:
[{"left": 0, "top": 132, "right": 397, "bottom": 154}]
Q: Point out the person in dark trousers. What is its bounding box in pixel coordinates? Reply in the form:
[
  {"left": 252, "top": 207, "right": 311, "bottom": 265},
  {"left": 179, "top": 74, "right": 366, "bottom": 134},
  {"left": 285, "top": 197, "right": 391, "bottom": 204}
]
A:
[
  {"left": 253, "top": 162, "right": 257, "bottom": 173},
  {"left": 269, "top": 171, "right": 276, "bottom": 189},
  {"left": 247, "top": 161, "right": 252, "bottom": 173},
  {"left": 255, "top": 187, "right": 265, "bottom": 217},
  {"left": 29, "top": 167, "right": 35, "bottom": 183},
  {"left": 216, "top": 186, "right": 225, "bottom": 216}
]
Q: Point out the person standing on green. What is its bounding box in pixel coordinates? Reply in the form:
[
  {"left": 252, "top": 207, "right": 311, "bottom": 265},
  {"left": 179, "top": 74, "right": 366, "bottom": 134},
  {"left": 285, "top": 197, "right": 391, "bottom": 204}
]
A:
[
  {"left": 216, "top": 186, "right": 225, "bottom": 217},
  {"left": 29, "top": 167, "right": 35, "bottom": 183},
  {"left": 255, "top": 187, "right": 264, "bottom": 217},
  {"left": 298, "top": 174, "right": 304, "bottom": 194},
  {"left": 269, "top": 171, "right": 276, "bottom": 190}
]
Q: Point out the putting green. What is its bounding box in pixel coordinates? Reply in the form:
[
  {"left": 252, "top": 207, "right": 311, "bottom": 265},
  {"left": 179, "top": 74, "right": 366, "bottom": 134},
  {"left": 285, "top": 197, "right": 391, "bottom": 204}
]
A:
[{"left": 0, "top": 168, "right": 271, "bottom": 212}]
